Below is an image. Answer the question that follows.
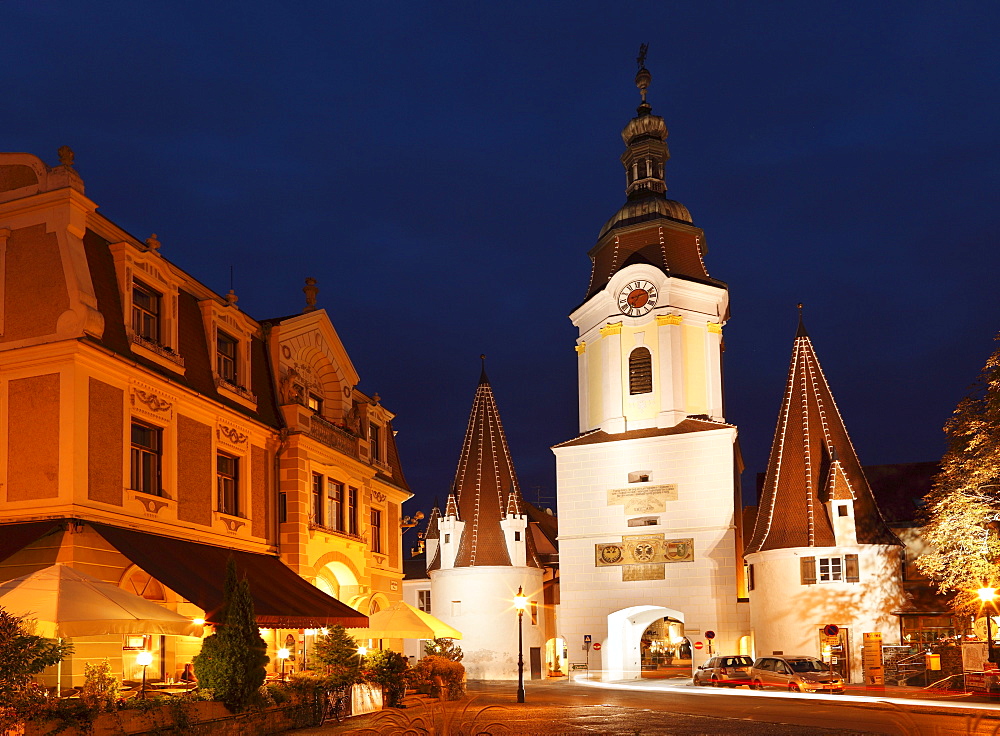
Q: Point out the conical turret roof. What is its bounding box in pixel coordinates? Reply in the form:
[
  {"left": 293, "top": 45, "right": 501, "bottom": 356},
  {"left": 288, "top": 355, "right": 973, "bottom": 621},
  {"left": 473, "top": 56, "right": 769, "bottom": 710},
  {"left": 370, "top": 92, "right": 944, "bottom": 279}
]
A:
[
  {"left": 435, "top": 360, "right": 540, "bottom": 568},
  {"left": 746, "top": 315, "right": 900, "bottom": 553}
]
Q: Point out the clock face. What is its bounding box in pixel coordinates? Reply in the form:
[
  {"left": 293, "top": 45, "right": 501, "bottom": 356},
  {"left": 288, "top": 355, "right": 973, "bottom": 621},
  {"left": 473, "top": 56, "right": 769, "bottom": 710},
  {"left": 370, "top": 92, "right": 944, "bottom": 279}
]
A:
[{"left": 618, "top": 280, "right": 658, "bottom": 316}]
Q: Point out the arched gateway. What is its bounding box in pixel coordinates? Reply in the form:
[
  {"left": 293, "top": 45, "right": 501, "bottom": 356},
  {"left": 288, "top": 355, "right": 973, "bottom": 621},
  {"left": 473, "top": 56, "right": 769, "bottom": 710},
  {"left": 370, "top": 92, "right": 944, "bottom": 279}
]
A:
[{"left": 606, "top": 605, "right": 687, "bottom": 681}]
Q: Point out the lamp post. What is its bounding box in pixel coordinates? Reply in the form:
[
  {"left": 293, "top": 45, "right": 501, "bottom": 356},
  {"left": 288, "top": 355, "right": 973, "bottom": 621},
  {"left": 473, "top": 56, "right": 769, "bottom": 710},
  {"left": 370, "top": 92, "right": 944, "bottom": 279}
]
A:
[
  {"left": 136, "top": 650, "right": 153, "bottom": 699},
  {"left": 277, "top": 648, "right": 290, "bottom": 681},
  {"left": 513, "top": 586, "right": 528, "bottom": 703},
  {"left": 979, "top": 588, "right": 999, "bottom": 664}
]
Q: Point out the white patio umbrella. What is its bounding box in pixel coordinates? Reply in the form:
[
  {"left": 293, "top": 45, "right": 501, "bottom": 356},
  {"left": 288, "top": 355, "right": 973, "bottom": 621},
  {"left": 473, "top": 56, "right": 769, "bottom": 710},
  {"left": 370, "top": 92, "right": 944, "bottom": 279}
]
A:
[
  {"left": 0, "top": 563, "right": 203, "bottom": 638},
  {"left": 346, "top": 600, "right": 462, "bottom": 641}
]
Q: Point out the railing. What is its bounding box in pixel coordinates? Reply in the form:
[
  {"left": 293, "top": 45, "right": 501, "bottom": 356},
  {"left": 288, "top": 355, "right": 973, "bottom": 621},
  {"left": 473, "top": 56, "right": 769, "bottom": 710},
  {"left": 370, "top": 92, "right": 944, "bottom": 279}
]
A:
[
  {"left": 307, "top": 414, "right": 360, "bottom": 458},
  {"left": 308, "top": 521, "right": 363, "bottom": 542},
  {"left": 215, "top": 376, "right": 257, "bottom": 403},
  {"left": 130, "top": 333, "right": 185, "bottom": 366}
]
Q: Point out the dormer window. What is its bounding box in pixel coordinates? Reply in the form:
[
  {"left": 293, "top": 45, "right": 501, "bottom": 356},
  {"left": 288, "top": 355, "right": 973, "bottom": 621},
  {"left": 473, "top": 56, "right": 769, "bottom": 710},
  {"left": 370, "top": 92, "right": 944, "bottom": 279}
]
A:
[
  {"left": 132, "top": 281, "right": 160, "bottom": 342},
  {"left": 370, "top": 423, "right": 382, "bottom": 462},
  {"left": 216, "top": 330, "right": 238, "bottom": 383}
]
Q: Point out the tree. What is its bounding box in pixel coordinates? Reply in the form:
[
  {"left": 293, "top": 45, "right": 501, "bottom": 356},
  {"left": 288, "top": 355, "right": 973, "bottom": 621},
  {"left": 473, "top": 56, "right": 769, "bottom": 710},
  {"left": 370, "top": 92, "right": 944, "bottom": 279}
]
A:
[
  {"left": 193, "top": 558, "right": 269, "bottom": 711},
  {"left": 312, "top": 625, "right": 362, "bottom": 687},
  {"left": 362, "top": 649, "right": 408, "bottom": 708},
  {"left": 423, "top": 638, "right": 463, "bottom": 662},
  {"left": 0, "top": 606, "right": 71, "bottom": 729},
  {"left": 918, "top": 337, "right": 1000, "bottom": 614}
]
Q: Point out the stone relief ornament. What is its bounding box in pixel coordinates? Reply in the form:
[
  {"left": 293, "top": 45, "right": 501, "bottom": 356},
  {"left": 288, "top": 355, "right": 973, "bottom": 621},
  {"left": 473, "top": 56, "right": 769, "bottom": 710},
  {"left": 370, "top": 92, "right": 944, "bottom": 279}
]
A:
[{"left": 217, "top": 425, "right": 248, "bottom": 446}]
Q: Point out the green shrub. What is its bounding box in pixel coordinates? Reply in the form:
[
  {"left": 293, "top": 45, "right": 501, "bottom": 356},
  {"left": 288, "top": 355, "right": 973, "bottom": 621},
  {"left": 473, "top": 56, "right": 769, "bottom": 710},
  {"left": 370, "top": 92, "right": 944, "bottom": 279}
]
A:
[
  {"left": 193, "top": 558, "right": 269, "bottom": 712},
  {"left": 311, "top": 625, "right": 363, "bottom": 687},
  {"left": 423, "top": 638, "right": 463, "bottom": 662},
  {"left": 362, "top": 649, "right": 408, "bottom": 707},
  {"left": 0, "top": 606, "right": 71, "bottom": 732},
  {"left": 411, "top": 655, "right": 466, "bottom": 700},
  {"left": 79, "top": 658, "right": 120, "bottom": 712}
]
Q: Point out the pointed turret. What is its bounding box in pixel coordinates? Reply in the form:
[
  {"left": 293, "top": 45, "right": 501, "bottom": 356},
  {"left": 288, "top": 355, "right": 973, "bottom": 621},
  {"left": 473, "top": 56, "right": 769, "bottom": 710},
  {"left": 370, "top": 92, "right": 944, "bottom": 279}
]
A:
[
  {"left": 746, "top": 311, "right": 900, "bottom": 553},
  {"left": 429, "top": 359, "right": 540, "bottom": 569}
]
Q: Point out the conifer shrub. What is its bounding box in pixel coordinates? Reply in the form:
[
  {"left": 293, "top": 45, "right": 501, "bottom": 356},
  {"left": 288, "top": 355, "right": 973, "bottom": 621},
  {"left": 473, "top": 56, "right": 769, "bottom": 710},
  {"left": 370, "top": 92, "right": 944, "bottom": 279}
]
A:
[
  {"left": 193, "top": 558, "right": 269, "bottom": 712},
  {"left": 312, "top": 625, "right": 363, "bottom": 688},
  {"left": 423, "top": 637, "right": 463, "bottom": 662}
]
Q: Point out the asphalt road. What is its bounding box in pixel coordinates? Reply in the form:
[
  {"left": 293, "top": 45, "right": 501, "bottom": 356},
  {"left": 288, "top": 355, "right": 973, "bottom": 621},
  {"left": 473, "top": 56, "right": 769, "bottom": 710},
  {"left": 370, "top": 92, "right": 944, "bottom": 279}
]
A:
[{"left": 293, "top": 678, "right": 1000, "bottom": 735}]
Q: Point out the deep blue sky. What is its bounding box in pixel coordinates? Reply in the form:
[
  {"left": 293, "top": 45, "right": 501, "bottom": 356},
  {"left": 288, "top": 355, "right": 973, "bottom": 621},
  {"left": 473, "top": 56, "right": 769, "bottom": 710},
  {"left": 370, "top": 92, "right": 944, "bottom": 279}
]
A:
[{"left": 8, "top": 2, "right": 1000, "bottom": 512}]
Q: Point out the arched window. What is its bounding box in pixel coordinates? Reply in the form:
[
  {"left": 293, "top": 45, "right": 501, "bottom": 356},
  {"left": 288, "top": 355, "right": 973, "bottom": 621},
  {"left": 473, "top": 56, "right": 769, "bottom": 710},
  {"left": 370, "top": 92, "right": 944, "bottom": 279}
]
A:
[{"left": 629, "top": 348, "right": 653, "bottom": 395}]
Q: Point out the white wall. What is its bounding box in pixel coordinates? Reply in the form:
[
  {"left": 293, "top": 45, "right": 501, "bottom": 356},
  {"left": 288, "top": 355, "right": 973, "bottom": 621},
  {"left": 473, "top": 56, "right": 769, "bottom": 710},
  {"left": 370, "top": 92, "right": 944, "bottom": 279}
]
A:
[
  {"left": 555, "top": 427, "right": 749, "bottom": 678},
  {"left": 430, "top": 566, "right": 545, "bottom": 680},
  {"left": 746, "top": 545, "right": 906, "bottom": 683}
]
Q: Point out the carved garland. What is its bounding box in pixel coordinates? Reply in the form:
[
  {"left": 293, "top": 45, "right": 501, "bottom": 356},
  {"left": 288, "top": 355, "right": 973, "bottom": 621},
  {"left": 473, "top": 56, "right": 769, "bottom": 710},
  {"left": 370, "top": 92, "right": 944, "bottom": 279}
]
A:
[
  {"left": 217, "top": 426, "right": 248, "bottom": 446},
  {"left": 132, "top": 390, "right": 173, "bottom": 413}
]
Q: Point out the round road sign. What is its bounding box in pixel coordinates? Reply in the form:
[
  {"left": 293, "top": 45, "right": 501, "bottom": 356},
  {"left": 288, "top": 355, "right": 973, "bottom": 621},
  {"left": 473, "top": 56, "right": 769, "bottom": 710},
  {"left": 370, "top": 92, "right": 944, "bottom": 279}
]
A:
[
  {"left": 592, "top": 642, "right": 602, "bottom": 651},
  {"left": 694, "top": 641, "right": 704, "bottom": 650},
  {"left": 705, "top": 630, "right": 716, "bottom": 640},
  {"left": 823, "top": 624, "right": 840, "bottom": 637}
]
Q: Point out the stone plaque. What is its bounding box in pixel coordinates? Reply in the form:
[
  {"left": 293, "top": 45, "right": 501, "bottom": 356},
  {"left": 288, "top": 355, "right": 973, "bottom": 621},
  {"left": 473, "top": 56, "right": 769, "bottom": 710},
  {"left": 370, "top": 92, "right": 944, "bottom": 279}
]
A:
[
  {"left": 623, "top": 564, "right": 665, "bottom": 581},
  {"left": 595, "top": 537, "right": 694, "bottom": 567},
  {"left": 607, "top": 484, "right": 678, "bottom": 513}
]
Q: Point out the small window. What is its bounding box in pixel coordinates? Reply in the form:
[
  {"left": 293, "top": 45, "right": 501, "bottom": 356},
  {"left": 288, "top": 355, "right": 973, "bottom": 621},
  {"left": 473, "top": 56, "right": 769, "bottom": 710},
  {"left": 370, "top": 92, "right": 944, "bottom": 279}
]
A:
[
  {"left": 530, "top": 601, "right": 538, "bottom": 626},
  {"left": 278, "top": 492, "right": 287, "bottom": 523},
  {"left": 444, "top": 533, "right": 451, "bottom": 543},
  {"left": 818, "top": 557, "right": 843, "bottom": 583},
  {"left": 132, "top": 281, "right": 161, "bottom": 342},
  {"left": 370, "top": 423, "right": 381, "bottom": 462},
  {"left": 629, "top": 348, "right": 653, "bottom": 395},
  {"left": 327, "top": 480, "right": 344, "bottom": 532},
  {"left": 514, "top": 531, "right": 521, "bottom": 542},
  {"left": 130, "top": 421, "right": 162, "bottom": 496},
  {"left": 371, "top": 509, "right": 383, "bottom": 553},
  {"left": 837, "top": 504, "right": 849, "bottom": 517},
  {"left": 417, "top": 590, "right": 431, "bottom": 613},
  {"left": 627, "top": 516, "right": 659, "bottom": 527},
  {"left": 217, "top": 453, "right": 239, "bottom": 516},
  {"left": 307, "top": 393, "right": 323, "bottom": 413},
  {"left": 311, "top": 473, "right": 324, "bottom": 525},
  {"left": 747, "top": 563, "right": 755, "bottom": 591},
  {"left": 217, "top": 330, "right": 238, "bottom": 383},
  {"left": 628, "top": 471, "right": 651, "bottom": 483},
  {"left": 348, "top": 487, "right": 359, "bottom": 535},
  {"left": 451, "top": 601, "right": 461, "bottom": 617}
]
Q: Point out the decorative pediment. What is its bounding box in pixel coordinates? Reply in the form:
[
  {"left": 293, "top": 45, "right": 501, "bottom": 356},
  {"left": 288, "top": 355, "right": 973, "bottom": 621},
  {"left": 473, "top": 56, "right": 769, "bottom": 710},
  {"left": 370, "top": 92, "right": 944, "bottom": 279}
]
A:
[
  {"left": 129, "top": 379, "right": 175, "bottom": 422},
  {"left": 216, "top": 418, "right": 250, "bottom": 451}
]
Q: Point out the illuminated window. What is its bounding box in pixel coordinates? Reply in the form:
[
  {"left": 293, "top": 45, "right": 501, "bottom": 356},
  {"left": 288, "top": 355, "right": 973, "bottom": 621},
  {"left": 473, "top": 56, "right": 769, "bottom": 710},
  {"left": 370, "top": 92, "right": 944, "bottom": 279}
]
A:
[
  {"left": 312, "top": 473, "right": 324, "bottom": 525},
  {"left": 217, "top": 453, "right": 239, "bottom": 516},
  {"left": 629, "top": 348, "right": 653, "bottom": 395},
  {"left": 530, "top": 601, "right": 538, "bottom": 626},
  {"left": 132, "top": 281, "right": 160, "bottom": 343},
  {"left": 307, "top": 393, "right": 323, "bottom": 413},
  {"left": 217, "top": 330, "right": 238, "bottom": 383},
  {"left": 130, "top": 421, "right": 162, "bottom": 496},
  {"left": 327, "top": 480, "right": 344, "bottom": 531},
  {"left": 371, "top": 509, "right": 383, "bottom": 553}
]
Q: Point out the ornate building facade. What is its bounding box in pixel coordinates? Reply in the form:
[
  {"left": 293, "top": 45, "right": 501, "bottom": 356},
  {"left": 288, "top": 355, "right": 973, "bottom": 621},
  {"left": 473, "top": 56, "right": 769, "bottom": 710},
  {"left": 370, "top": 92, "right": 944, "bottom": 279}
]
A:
[{"left": 0, "top": 150, "right": 411, "bottom": 686}]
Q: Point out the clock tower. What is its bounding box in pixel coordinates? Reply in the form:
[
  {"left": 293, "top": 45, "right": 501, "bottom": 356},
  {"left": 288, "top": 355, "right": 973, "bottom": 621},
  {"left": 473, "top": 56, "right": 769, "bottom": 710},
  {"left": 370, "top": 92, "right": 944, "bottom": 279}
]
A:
[{"left": 553, "top": 59, "right": 748, "bottom": 680}]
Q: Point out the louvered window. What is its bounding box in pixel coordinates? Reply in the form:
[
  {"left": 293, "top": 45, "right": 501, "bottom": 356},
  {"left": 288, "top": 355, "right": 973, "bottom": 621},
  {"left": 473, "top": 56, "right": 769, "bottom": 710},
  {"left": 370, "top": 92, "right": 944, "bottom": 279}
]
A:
[
  {"left": 629, "top": 347, "right": 653, "bottom": 395},
  {"left": 800, "top": 556, "right": 816, "bottom": 585}
]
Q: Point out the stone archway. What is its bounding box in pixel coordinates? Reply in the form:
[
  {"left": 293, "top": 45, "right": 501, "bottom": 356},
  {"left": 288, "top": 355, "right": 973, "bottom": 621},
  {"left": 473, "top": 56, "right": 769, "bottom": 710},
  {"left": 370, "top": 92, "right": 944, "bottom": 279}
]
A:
[{"left": 606, "top": 605, "right": 685, "bottom": 681}]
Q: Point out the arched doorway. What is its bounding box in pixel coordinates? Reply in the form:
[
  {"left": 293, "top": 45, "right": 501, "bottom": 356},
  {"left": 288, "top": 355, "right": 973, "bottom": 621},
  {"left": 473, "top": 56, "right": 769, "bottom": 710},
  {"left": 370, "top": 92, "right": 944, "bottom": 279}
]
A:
[
  {"left": 639, "top": 618, "right": 691, "bottom": 679},
  {"left": 606, "top": 605, "right": 687, "bottom": 681}
]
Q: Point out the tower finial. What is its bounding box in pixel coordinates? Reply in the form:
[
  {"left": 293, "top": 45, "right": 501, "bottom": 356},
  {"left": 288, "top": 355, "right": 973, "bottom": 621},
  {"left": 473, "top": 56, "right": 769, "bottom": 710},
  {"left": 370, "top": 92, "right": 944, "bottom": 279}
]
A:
[
  {"left": 303, "top": 277, "right": 318, "bottom": 313},
  {"left": 796, "top": 303, "right": 809, "bottom": 338},
  {"left": 479, "top": 354, "right": 489, "bottom": 385},
  {"left": 635, "top": 44, "right": 652, "bottom": 105}
]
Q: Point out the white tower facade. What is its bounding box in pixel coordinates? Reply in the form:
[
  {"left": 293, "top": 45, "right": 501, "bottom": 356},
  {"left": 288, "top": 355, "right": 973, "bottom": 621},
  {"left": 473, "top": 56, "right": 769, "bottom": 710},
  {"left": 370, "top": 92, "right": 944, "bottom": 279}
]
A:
[
  {"left": 427, "top": 365, "right": 547, "bottom": 680},
  {"left": 554, "top": 62, "right": 749, "bottom": 680}
]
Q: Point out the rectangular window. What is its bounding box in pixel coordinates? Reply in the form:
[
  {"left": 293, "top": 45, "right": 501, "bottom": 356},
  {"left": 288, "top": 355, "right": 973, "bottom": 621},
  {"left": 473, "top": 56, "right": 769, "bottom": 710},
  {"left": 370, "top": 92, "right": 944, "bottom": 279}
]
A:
[
  {"left": 370, "top": 423, "right": 381, "bottom": 462},
  {"left": 311, "top": 473, "right": 324, "bottom": 525},
  {"left": 327, "top": 479, "right": 344, "bottom": 531},
  {"left": 307, "top": 393, "right": 323, "bottom": 413},
  {"left": 132, "top": 281, "right": 161, "bottom": 342},
  {"left": 818, "top": 557, "right": 843, "bottom": 582},
  {"left": 278, "top": 492, "right": 287, "bottom": 523},
  {"left": 417, "top": 590, "right": 431, "bottom": 613},
  {"left": 348, "top": 487, "right": 359, "bottom": 535},
  {"left": 451, "top": 601, "right": 461, "bottom": 617},
  {"left": 130, "top": 421, "right": 162, "bottom": 496},
  {"left": 530, "top": 601, "right": 538, "bottom": 626},
  {"left": 217, "top": 453, "right": 239, "bottom": 516},
  {"left": 217, "top": 330, "right": 238, "bottom": 383},
  {"left": 371, "top": 509, "right": 383, "bottom": 553}
]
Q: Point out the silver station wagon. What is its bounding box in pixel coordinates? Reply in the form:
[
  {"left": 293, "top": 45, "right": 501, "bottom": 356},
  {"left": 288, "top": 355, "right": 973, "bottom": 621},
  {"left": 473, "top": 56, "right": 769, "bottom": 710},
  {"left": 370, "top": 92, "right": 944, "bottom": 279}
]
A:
[
  {"left": 692, "top": 655, "right": 754, "bottom": 687},
  {"left": 749, "top": 655, "right": 845, "bottom": 694}
]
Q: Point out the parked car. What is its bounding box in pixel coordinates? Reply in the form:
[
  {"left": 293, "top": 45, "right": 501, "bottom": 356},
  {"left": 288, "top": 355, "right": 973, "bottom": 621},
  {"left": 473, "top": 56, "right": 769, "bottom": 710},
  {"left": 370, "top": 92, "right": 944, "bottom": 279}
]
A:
[
  {"left": 749, "top": 655, "right": 845, "bottom": 694},
  {"left": 692, "top": 655, "right": 755, "bottom": 687}
]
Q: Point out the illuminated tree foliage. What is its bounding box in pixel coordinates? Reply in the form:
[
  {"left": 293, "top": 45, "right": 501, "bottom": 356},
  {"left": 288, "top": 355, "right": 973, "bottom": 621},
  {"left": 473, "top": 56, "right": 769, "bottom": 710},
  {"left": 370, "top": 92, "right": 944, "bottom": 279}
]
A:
[
  {"left": 312, "top": 625, "right": 362, "bottom": 687},
  {"left": 918, "top": 338, "right": 1000, "bottom": 614}
]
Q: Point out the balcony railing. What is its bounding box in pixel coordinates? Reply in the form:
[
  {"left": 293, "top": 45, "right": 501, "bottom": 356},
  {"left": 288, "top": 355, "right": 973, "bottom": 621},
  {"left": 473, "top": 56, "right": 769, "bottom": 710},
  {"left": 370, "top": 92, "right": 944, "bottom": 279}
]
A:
[{"left": 307, "top": 414, "right": 360, "bottom": 459}]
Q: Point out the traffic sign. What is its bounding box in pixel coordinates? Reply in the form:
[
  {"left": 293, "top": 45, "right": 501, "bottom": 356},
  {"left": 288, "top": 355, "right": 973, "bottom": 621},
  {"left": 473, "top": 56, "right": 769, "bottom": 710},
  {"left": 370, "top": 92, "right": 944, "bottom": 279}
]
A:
[
  {"left": 823, "top": 624, "right": 840, "bottom": 637},
  {"left": 584, "top": 634, "right": 592, "bottom": 644},
  {"left": 705, "top": 631, "right": 716, "bottom": 640},
  {"left": 694, "top": 641, "right": 704, "bottom": 650},
  {"left": 592, "top": 642, "right": 602, "bottom": 651}
]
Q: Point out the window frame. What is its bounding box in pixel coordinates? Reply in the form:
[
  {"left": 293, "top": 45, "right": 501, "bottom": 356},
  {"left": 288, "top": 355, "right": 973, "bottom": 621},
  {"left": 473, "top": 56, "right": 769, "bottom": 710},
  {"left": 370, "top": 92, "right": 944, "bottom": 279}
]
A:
[
  {"left": 131, "top": 280, "right": 161, "bottom": 344},
  {"left": 628, "top": 346, "right": 653, "bottom": 395},
  {"left": 216, "top": 452, "right": 240, "bottom": 517},
  {"left": 371, "top": 508, "right": 383, "bottom": 553},
  {"left": 311, "top": 472, "right": 324, "bottom": 526},
  {"left": 216, "top": 329, "right": 238, "bottom": 384},
  {"left": 130, "top": 420, "right": 163, "bottom": 496},
  {"left": 818, "top": 556, "right": 843, "bottom": 583},
  {"left": 327, "top": 479, "right": 344, "bottom": 532},
  {"left": 348, "top": 486, "right": 359, "bottom": 535},
  {"left": 417, "top": 590, "right": 432, "bottom": 613}
]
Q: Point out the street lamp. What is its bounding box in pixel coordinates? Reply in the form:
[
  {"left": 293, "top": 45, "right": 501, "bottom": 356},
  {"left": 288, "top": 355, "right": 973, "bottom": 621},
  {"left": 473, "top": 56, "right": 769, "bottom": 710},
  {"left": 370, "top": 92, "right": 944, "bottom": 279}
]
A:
[
  {"left": 514, "top": 585, "right": 528, "bottom": 703},
  {"left": 979, "top": 588, "right": 999, "bottom": 663},
  {"left": 136, "top": 650, "right": 153, "bottom": 699},
  {"left": 277, "top": 648, "right": 290, "bottom": 681}
]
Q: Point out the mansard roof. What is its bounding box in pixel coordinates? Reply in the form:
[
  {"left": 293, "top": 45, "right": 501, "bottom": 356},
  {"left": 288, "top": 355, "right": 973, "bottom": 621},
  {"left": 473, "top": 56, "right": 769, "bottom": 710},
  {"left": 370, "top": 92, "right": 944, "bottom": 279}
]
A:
[
  {"left": 430, "top": 364, "right": 541, "bottom": 569},
  {"left": 745, "top": 316, "right": 900, "bottom": 553}
]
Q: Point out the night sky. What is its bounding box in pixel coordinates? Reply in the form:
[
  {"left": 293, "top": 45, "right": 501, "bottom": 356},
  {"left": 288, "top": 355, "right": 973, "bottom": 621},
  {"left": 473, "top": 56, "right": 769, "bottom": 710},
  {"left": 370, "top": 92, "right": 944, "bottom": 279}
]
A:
[{"left": 9, "top": 3, "right": 1000, "bottom": 514}]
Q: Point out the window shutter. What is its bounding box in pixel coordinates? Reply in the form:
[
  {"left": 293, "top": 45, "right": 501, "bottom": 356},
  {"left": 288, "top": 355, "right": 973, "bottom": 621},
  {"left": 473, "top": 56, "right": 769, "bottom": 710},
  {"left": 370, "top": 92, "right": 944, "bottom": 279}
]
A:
[
  {"left": 800, "top": 556, "right": 816, "bottom": 585},
  {"left": 747, "top": 563, "right": 755, "bottom": 591},
  {"left": 628, "top": 348, "right": 653, "bottom": 395},
  {"left": 845, "top": 554, "right": 860, "bottom": 583}
]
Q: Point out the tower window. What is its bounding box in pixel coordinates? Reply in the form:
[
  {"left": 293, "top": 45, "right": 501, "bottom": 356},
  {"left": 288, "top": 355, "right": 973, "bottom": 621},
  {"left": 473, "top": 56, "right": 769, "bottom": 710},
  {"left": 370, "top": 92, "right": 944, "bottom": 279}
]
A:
[{"left": 629, "top": 347, "right": 653, "bottom": 395}]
